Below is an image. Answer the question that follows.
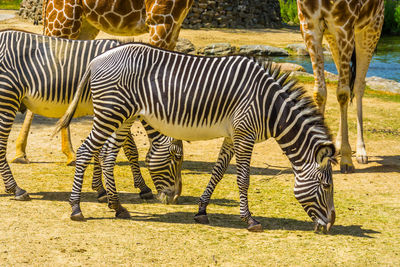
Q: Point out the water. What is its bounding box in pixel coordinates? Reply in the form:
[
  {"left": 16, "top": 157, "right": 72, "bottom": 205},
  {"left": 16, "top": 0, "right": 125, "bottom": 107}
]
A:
[{"left": 273, "top": 36, "right": 400, "bottom": 82}]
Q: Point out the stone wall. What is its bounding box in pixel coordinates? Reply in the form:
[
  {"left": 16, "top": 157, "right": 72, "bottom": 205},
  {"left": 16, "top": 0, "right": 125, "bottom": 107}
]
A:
[
  {"left": 19, "top": 0, "right": 281, "bottom": 28},
  {"left": 182, "top": 0, "right": 281, "bottom": 29},
  {"left": 18, "top": 0, "right": 43, "bottom": 24}
]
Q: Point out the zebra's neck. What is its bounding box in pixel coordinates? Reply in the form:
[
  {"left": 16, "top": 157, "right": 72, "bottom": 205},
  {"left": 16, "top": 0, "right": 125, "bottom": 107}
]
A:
[{"left": 261, "top": 75, "right": 332, "bottom": 168}]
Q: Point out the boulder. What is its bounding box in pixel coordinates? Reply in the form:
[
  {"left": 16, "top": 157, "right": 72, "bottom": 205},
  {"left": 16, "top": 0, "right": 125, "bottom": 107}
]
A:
[
  {"left": 286, "top": 43, "right": 309, "bottom": 56},
  {"left": 197, "top": 43, "right": 236, "bottom": 56},
  {"left": 273, "top": 62, "right": 306, "bottom": 72},
  {"left": 175, "top": 38, "right": 196, "bottom": 54},
  {"left": 239, "top": 45, "right": 289, "bottom": 57},
  {"left": 366, "top": 76, "right": 400, "bottom": 94}
]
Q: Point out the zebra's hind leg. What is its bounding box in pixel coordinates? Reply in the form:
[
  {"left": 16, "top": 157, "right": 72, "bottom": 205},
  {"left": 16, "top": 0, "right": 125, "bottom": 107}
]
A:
[
  {"left": 194, "top": 138, "right": 235, "bottom": 225},
  {"left": 233, "top": 134, "right": 262, "bottom": 232},
  {"left": 69, "top": 126, "right": 112, "bottom": 220},
  {"left": 92, "top": 153, "right": 107, "bottom": 203},
  {"left": 123, "top": 132, "right": 153, "bottom": 199},
  {"left": 0, "top": 95, "right": 30, "bottom": 200},
  {"left": 101, "top": 122, "right": 135, "bottom": 219}
]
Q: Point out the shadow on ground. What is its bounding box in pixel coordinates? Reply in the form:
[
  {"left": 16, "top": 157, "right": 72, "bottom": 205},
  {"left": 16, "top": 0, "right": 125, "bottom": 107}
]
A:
[
  {"left": 0, "top": 191, "right": 238, "bottom": 207},
  {"left": 84, "top": 210, "right": 379, "bottom": 238},
  {"left": 0, "top": 193, "right": 379, "bottom": 237}
]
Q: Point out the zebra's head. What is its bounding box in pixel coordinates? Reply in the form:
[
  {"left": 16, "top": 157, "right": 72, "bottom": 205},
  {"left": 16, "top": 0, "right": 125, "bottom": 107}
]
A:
[
  {"left": 293, "top": 142, "right": 336, "bottom": 234},
  {"left": 145, "top": 139, "right": 183, "bottom": 204}
]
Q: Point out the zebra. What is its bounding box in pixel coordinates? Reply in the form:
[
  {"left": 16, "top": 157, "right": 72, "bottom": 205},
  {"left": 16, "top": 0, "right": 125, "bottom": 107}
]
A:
[
  {"left": 0, "top": 30, "right": 182, "bottom": 203},
  {"left": 56, "top": 43, "right": 337, "bottom": 233}
]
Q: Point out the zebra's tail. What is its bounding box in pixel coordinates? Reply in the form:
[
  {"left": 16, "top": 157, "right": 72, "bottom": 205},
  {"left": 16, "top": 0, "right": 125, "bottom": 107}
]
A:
[{"left": 53, "top": 67, "right": 91, "bottom": 137}]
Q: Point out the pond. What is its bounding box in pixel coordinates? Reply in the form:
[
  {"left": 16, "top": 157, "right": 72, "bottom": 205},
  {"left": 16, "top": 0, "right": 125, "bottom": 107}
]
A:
[{"left": 273, "top": 36, "right": 400, "bottom": 82}]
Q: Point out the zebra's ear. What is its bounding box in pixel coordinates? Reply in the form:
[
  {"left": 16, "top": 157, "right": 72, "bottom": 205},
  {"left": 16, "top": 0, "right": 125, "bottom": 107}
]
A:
[{"left": 315, "top": 143, "right": 336, "bottom": 167}]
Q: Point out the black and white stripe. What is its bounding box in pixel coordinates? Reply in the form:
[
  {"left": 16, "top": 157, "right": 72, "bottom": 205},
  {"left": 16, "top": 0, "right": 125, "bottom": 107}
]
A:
[
  {"left": 0, "top": 30, "right": 182, "bottom": 202},
  {"left": 58, "top": 43, "right": 337, "bottom": 232}
]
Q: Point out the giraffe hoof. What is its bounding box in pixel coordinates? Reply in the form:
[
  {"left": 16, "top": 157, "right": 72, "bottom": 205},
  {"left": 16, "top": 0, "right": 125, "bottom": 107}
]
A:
[
  {"left": 356, "top": 155, "right": 368, "bottom": 164},
  {"left": 115, "top": 206, "right": 131, "bottom": 219},
  {"left": 70, "top": 212, "right": 85, "bottom": 221},
  {"left": 194, "top": 214, "right": 209, "bottom": 224},
  {"left": 340, "top": 163, "right": 355, "bottom": 174},
  {"left": 66, "top": 160, "right": 76, "bottom": 166},
  {"left": 139, "top": 188, "right": 153, "bottom": 200},
  {"left": 11, "top": 156, "right": 30, "bottom": 164}
]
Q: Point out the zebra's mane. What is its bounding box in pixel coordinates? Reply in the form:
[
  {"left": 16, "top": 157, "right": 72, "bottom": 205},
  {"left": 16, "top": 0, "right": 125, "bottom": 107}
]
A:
[{"left": 252, "top": 58, "right": 333, "bottom": 143}]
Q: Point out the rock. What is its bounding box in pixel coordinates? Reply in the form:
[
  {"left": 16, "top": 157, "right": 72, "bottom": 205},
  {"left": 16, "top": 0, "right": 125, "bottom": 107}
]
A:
[
  {"left": 197, "top": 43, "right": 236, "bottom": 56},
  {"left": 366, "top": 76, "right": 400, "bottom": 94},
  {"left": 289, "top": 71, "right": 314, "bottom": 79},
  {"left": 175, "top": 38, "right": 196, "bottom": 54},
  {"left": 238, "top": 45, "right": 289, "bottom": 57},
  {"left": 286, "top": 43, "right": 309, "bottom": 56},
  {"left": 273, "top": 62, "right": 306, "bottom": 72}
]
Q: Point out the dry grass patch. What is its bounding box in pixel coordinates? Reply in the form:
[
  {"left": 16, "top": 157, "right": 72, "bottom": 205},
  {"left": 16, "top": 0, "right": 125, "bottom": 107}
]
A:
[{"left": 0, "top": 12, "right": 399, "bottom": 266}]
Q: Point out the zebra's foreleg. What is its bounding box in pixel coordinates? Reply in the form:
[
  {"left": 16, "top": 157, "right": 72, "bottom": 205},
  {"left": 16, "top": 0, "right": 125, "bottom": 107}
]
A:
[
  {"left": 12, "top": 110, "right": 34, "bottom": 164},
  {"left": 122, "top": 132, "right": 153, "bottom": 199},
  {"left": 101, "top": 123, "right": 134, "bottom": 219},
  {"left": 194, "top": 137, "right": 234, "bottom": 224},
  {"left": 233, "top": 134, "right": 262, "bottom": 232}
]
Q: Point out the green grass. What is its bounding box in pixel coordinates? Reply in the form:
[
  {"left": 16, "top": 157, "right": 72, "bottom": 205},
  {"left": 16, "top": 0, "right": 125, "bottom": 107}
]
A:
[
  {"left": 295, "top": 74, "right": 400, "bottom": 103},
  {"left": 0, "top": 0, "right": 21, "bottom": 10}
]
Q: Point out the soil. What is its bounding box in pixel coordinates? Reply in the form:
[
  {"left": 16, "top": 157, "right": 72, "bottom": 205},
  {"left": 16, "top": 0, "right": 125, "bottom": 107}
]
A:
[{"left": 0, "top": 10, "right": 399, "bottom": 266}]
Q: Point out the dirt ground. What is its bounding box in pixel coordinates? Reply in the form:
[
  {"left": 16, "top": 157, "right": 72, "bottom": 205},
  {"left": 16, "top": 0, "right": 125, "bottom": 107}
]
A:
[{"left": 0, "top": 11, "right": 399, "bottom": 266}]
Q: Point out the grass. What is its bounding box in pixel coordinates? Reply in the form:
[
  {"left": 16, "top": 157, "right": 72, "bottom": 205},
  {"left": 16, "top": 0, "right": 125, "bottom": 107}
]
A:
[{"left": 0, "top": 0, "right": 21, "bottom": 10}]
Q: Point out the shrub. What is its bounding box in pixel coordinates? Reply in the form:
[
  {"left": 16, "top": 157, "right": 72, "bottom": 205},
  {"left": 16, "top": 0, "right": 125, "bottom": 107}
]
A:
[
  {"left": 279, "top": 0, "right": 299, "bottom": 25},
  {"left": 383, "top": 0, "right": 400, "bottom": 35}
]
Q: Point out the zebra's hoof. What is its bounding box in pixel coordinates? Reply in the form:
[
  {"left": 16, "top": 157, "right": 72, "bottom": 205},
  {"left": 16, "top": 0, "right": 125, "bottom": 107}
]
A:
[
  {"left": 11, "top": 156, "right": 30, "bottom": 164},
  {"left": 67, "top": 160, "right": 76, "bottom": 166},
  {"left": 139, "top": 188, "right": 153, "bottom": 200},
  {"left": 115, "top": 206, "right": 131, "bottom": 219},
  {"left": 14, "top": 191, "right": 30, "bottom": 201},
  {"left": 14, "top": 187, "right": 30, "bottom": 201},
  {"left": 194, "top": 214, "right": 209, "bottom": 224},
  {"left": 97, "top": 188, "right": 108, "bottom": 203},
  {"left": 70, "top": 212, "right": 85, "bottom": 221},
  {"left": 247, "top": 222, "right": 263, "bottom": 232}
]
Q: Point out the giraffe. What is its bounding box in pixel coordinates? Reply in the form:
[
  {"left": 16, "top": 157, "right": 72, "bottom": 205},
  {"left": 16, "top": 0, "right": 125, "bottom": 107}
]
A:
[
  {"left": 297, "top": 0, "right": 384, "bottom": 173},
  {"left": 12, "top": 0, "right": 193, "bottom": 165}
]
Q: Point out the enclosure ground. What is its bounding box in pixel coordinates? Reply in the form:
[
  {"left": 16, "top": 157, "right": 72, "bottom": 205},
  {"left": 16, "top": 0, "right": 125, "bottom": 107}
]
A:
[{"left": 0, "top": 12, "right": 399, "bottom": 266}]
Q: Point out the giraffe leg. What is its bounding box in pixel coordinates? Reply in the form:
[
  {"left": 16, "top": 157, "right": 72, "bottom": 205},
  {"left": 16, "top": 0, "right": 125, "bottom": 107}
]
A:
[
  {"left": 122, "top": 133, "right": 153, "bottom": 199},
  {"left": 61, "top": 127, "right": 76, "bottom": 166},
  {"left": 12, "top": 110, "right": 34, "bottom": 164},
  {"left": 331, "top": 29, "right": 356, "bottom": 173},
  {"left": 194, "top": 137, "right": 234, "bottom": 224},
  {"left": 76, "top": 18, "right": 100, "bottom": 40},
  {"left": 354, "top": 22, "right": 383, "bottom": 164},
  {"left": 145, "top": 0, "right": 193, "bottom": 50},
  {"left": 298, "top": 15, "right": 327, "bottom": 113}
]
